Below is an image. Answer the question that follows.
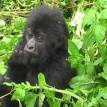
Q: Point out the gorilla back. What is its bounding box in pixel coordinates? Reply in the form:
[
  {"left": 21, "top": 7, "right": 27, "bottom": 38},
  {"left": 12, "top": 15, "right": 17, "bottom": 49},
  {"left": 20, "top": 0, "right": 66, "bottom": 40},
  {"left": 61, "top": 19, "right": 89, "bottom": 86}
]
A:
[{"left": 0, "top": 5, "right": 75, "bottom": 107}]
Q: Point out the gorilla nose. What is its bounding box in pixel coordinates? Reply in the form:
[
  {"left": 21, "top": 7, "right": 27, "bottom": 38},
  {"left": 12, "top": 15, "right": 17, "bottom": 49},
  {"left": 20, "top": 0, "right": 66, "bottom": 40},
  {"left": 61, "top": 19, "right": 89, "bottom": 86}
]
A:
[
  {"left": 28, "top": 45, "right": 35, "bottom": 50},
  {"left": 24, "top": 38, "right": 37, "bottom": 53},
  {"left": 24, "top": 44, "right": 35, "bottom": 52}
]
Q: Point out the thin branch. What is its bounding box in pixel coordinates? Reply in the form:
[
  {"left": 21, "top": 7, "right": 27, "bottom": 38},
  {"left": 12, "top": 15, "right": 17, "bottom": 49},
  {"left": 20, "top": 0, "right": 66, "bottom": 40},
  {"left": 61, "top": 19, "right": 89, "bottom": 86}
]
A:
[
  {"left": 0, "top": 9, "right": 30, "bottom": 16},
  {"left": 64, "top": 2, "right": 95, "bottom": 9},
  {"left": 0, "top": 2, "right": 95, "bottom": 16},
  {"left": 0, "top": 85, "right": 84, "bottom": 103},
  {"left": 30, "top": 86, "right": 84, "bottom": 102},
  {"left": 0, "top": 89, "right": 14, "bottom": 100}
]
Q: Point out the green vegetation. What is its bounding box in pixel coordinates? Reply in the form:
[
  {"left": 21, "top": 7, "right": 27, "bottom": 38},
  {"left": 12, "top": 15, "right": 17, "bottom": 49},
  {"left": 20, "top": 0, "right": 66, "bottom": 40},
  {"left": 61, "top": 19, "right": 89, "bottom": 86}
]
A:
[{"left": 0, "top": 0, "right": 107, "bottom": 107}]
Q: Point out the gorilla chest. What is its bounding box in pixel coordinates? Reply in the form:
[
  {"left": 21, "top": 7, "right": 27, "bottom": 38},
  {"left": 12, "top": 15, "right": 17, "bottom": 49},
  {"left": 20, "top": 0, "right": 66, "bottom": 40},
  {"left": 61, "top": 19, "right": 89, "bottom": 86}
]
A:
[{"left": 26, "top": 71, "right": 38, "bottom": 85}]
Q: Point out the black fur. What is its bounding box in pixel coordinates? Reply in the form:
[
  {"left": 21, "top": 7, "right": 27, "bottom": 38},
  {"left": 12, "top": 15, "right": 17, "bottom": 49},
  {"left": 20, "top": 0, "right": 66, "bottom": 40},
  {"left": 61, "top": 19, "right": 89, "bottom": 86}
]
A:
[{"left": 0, "top": 5, "right": 75, "bottom": 107}]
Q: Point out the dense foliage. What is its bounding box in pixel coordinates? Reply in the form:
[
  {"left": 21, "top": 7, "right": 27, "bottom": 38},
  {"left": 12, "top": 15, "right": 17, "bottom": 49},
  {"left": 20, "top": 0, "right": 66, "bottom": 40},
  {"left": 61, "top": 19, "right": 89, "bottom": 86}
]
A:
[{"left": 0, "top": 0, "right": 107, "bottom": 107}]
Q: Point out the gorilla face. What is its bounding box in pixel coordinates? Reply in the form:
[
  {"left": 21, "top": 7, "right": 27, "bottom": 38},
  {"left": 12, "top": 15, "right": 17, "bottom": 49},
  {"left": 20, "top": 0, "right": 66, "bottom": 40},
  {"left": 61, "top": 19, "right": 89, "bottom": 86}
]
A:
[
  {"left": 12, "top": 6, "right": 68, "bottom": 65},
  {"left": 23, "top": 28, "right": 48, "bottom": 64},
  {"left": 23, "top": 26, "right": 63, "bottom": 65}
]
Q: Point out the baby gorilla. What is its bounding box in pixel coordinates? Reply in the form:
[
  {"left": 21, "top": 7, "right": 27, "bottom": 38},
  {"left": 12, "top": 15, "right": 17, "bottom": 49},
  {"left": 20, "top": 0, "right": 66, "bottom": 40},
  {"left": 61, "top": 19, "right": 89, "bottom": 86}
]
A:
[{"left": 0, "top": 5, "right": 75, "bottom": 107}]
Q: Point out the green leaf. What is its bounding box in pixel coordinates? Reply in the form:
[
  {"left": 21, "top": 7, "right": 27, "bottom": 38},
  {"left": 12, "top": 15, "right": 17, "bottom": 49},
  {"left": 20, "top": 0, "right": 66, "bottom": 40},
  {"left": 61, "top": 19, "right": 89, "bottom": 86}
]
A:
[
  {"left": 99, "top": 44, "right": 106, "bottom": 58},
  {"left": 77, "top": 64, "right": 85, "bottom": 75},
  {"left": 101, "top": 9, "right": 107, "bottom": 19},
  {"left": 93, "top": 57, "right": 103, "bottom": 66},
  {"left": 100, "top": 99, "right": 107, "bottom": 107},
  {"left": 70, "top": 75, "right": 94, "bottom": 89},
  {"left": 103, "top": 63, "right": 107, "bottom": 72},
  {"left": 0, "top": 19, "right": 5, "bottom": 27},
  {"left": 68, "top": 40, "right": 83, "bottom": 68},
  {"left": 83, "top": 26, "right": 95, "bottom": 49},
  {"left": 99, "top": 64, "right": 107, "bottom": 80},
  {"left": 72, "top": 38, "right": 83, "bottom": 50},
  {"left": 74, "top": 100, "right": 83, "bottom": 107},
  {"left": 99, "top": 72, "right": 107, "bottom": 80},
  {"left": 47, "top": 98, "right": 61, "bottom": 107},
  {"left": 98, "top": 87, "right": 107, "bottom": 99},
  {"left": 38, "top": 73, "right": 46, "bottom": 88},
  {"left": 0, "top": 61, "right": 6, "bottom": 75},
  {"left": 12, "top": 87, "right": 25, "bottom": 101},
  {"left": 88, "top": 97, "right": 99, "bottom": 107},
  {"left": 63, "top": 93, "right": 71, "bottom": 102},
  {"left": 94, "top": 24, "right": 106, "bottom": 44},
  {"left": 86, "top": 62, "right": 95, "bottom": 77},
  {"left": 99, "top": 0, "right": 107, "bottom": 8},
  {"left": 39, "top": 93, "right": 45, "bottom": 107},
  {"left": 19, "top": 100, "right": 23, "bottom": 107},
  {"left": 45, "top": 91, "right": 55, "bottom": 98},
  {"left": 47, "top": 98, "right": 54, "bottom": 107},
  {"left": 68, "top": 40, "right": 79, "bottom": 56},
  {"left": 53, "top": 100, "right": 61, "bottom": 107},
  {"left": 25, "top": 92, "right": 37, "bottom": 107},
  {"left": 13, "top": 17, "right": 25, "bottom": 31},
  {"left": 83, "top": 8, "right": 96, "bottom": 26}
]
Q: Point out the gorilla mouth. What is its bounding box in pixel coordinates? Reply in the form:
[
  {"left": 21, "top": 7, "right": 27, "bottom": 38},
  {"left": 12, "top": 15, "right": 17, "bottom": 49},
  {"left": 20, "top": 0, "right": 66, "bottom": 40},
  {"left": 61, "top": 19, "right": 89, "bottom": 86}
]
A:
[
  {"left": 23, "top": 51, "right": 38, "bottom": 63},
  {"left": 24, "top": 49, "right": 39, "bottom": 57},
  {"left": 13, "top": 50, "right": 38, "bottom": 65}
]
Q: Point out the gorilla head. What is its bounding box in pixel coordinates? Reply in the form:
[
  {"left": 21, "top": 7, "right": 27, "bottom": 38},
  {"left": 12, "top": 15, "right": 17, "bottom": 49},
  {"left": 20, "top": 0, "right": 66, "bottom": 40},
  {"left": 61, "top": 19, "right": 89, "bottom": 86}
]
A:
[{"left": 12, "top": 5, "right": 69, "bottom": 65}]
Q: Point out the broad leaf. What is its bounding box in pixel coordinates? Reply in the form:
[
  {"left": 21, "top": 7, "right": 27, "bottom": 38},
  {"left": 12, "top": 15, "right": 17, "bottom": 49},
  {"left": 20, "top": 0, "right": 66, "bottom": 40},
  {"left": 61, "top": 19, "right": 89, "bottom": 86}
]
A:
[
  {"left": 94, "top": 24, "right": 106, "bottom": 44},
  {"left": 83, "top": 26, "right": 95, "bottom": 49},
  {"left": 12, "top": 87, "right": 25, "bottom": 101},
  {"left": 101, "top": 9, "right": 107, "bottom": 19},
  {"left": 83, "top": 8, "right": 96, "bottom": 26},
  {"left": 68, "top": 40, "right": 79, "bottom": 56},
  {"left": 38, "top": 73, "right": 46, "bottom": 88},
  {"left": 39, "top": 93, "right": 45, "bottom": 107},
  {"left": 98, "top": 87, "right": 107, "bottom": 99},
  {"left": 25, "top": 92, "right": 37, "bottom": 107}
]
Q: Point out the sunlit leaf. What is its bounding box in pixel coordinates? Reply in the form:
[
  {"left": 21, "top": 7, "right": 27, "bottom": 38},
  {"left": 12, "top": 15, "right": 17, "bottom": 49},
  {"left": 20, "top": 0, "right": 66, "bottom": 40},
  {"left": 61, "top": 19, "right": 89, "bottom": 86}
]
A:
[
  {"left": 94, "top": 24, "right": 106, "bottom": 44},
  {"left": 68, "top": 40, "right": 79, "bottom": 56},
  {"left": 101, "top": 9, "right": 107, "bottom": 19},
  {"left": 12, "top": 87, "right": 25, "bottom": 101},
  {"left": 98, "top": 87, "right": 107, "bottom": 99},
  {"left": 25, "top": 92, "right": 37, "bottom": 107},
  {"left": 39, "top": 93, "right": 45, "bottom": 107},
  {"left": 83, "top": 8, "right": 96, "bottom": 26},
  {"left": 83, "top": 25, "right": 95, "bottom": 49},
  {"left": 38, "top": 73, "right": 46, "bottom": 87}
]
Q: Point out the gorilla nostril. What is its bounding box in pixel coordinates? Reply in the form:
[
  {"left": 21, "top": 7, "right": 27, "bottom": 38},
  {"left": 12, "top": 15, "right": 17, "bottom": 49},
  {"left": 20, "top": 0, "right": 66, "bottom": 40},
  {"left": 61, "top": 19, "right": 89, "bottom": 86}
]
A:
[
  {"left": 27, "top": 43, "right": 35, "bottom": 50},
  {"left": 24, "top": 45, "right": 35, "bottom": 53},
  {"left": 28, "top": 46, "right": 34, "bottom": 50}
]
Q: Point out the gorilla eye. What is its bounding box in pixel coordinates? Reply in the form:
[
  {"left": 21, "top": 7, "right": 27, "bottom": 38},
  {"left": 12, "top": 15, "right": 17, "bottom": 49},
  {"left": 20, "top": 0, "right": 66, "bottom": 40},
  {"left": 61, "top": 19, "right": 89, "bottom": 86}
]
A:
[
  {"left": 28, "top": 34, "right": 33, "bottom": 37},
  {"left": 36, "top": 35, "right": 43, "bottom": 42}
]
